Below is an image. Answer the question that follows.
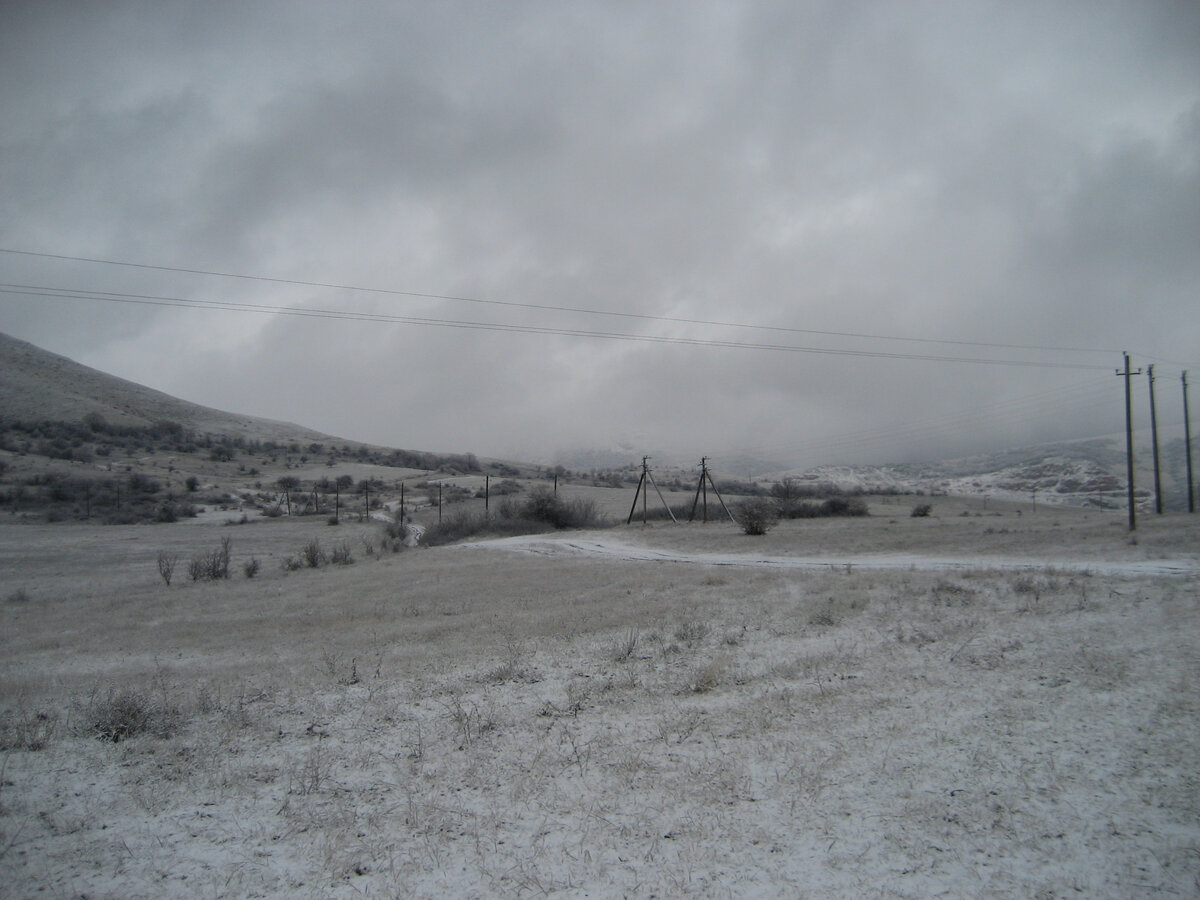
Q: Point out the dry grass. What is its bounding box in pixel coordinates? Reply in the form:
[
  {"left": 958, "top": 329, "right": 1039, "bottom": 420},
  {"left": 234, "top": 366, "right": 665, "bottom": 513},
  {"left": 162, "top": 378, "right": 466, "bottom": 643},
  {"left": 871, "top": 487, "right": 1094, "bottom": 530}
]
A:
[{"left": 0, "top": 509, "right": 1198, "bottom": 897}]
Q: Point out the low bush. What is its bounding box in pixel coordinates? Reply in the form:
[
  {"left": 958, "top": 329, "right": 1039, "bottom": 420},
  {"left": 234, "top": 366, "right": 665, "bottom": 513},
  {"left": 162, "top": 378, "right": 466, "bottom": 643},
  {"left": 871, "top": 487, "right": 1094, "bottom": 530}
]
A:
[
  {"left": 302, "top": 538, "right": 327, "bottom": 568},
  {"left": 0, "top": 706, "right": 60, "bottom": 751},
  {"left": 84, "top": 688, "right": 181, "bottom": 743},
  {"left": 911, "top": 503, "right": 933, "bottom": 518},
  {"left": 188, "top": 537, "right": 232, "bottom": 581},
  {"left": 737, "top": 498, "right": 779, "bottom": 535},
  {"left": 157, "top": 551, "right": 178, "bottom": 586},
  {"left": 781, "top": 496, "right": 870, "bottom": 519},
  {"left": 518, "top": 487, "right": 604, "bottom": 528}
]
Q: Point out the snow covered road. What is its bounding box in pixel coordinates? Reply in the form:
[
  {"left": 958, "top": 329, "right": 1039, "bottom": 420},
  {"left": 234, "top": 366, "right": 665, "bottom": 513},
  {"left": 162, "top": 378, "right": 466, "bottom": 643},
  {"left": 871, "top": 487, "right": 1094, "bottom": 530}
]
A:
[{"left": 458, "top": 533, "right": 1200, "bottom": 578}]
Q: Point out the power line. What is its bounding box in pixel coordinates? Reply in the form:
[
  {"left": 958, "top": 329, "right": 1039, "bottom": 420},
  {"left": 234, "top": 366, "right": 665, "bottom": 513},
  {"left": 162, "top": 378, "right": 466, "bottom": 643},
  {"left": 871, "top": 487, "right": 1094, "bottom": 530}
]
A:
[
  {"left": 0, "top": 283, "right": 1114, "bottom": 371},
  {"left": 0, "top": 246, "right": 1120, "bottom": 356},
  {"left": 728, "top": 378, "right": 1117, "bottom": 461}
]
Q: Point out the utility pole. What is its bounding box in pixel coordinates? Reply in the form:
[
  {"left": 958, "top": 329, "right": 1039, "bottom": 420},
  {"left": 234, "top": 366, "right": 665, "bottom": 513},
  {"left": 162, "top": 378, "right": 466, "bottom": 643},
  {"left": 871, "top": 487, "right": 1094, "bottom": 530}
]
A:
[
  {"left": 626, "top": 456, "right": 678, "bottom": 525},
  {"left": 1184, "top": 371, "right": 1195, "bottom": 513},
  {"left": 1147, "top": 366, "right": 1163, "bottom": 514},
  {"left": 1117, "top": 352, "right": 1142, "bottom": 531},
  {"left": 689, "top": 457, "right": 737, "bottom": 524},
  {"left": 692, "top": 457, "right": 710, "bottom": 523},
  {"left": 628, "top": 457, "right": 650, "bottom": 525}
]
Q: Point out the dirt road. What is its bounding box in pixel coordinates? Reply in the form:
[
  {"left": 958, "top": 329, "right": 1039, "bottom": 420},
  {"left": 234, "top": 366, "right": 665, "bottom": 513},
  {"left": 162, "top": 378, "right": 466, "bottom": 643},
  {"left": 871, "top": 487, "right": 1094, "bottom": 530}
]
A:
[{"left": 461, "top": 532, "right": 1200, "bottom": 577}]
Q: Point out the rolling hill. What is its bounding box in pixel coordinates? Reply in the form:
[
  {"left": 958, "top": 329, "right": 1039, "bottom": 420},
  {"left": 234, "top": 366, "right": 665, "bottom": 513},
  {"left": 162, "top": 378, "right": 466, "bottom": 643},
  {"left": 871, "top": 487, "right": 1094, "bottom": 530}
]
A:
[
  {"left": 1, "top": 330, "right": 1191, "bottom": 511},
  {"left": 0, "top": 331, "right": 337, "bottom": 445}
]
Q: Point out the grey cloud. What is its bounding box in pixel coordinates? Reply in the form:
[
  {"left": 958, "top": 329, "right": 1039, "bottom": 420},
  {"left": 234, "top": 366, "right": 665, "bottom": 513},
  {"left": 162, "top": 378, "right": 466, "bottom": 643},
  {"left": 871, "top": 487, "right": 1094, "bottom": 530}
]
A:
[{"left": 1, "top": 1, "right": 1197, "bottom": 467}]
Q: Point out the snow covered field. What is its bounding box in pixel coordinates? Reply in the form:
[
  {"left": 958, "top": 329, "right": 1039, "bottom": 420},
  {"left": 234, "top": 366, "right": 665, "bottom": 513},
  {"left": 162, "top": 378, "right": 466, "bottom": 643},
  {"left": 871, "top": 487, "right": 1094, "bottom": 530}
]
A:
[{"left": 1, "top": 503, "right": 1197, "bottom": 897}]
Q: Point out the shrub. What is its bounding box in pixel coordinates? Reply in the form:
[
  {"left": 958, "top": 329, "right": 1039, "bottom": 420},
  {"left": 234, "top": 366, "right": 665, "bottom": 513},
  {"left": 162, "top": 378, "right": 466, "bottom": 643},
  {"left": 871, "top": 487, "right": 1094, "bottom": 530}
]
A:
[
  {"left": 188, "top": 537, "right": 231, "bottom": 580},
  {"left": 911, "top": 504, "right": 933, "bottom": 518},
  {"left": 243, "top": 557, "right": 260, "bottom": 578},
  {"left": 779, "top": 496, "right": 870, "bottom": 519},
  {"left": 737, "top": 498, "right": 779, "bottom": 535},
  {"left": 302, "top": 538, "right": 327, "bottom": 568},
  {"left": 85, "top": 688, "right": 180, "bottom": 743},
  {"left": 0, "top": 706, "right": 60, "bottom": 751},
  {"left": 157, "top": 551, "right": 178, "bottom": 586},
  {"left": 423, "top": 510, "right": 514, "bottom": 546},
  {"left": 516, "top": 487, "right": 603, "bottom": 529},
  {"left": 821, "top": 496, "right": 869, "bottom": 516},
  {"left": 330, "top": 541, "right": 353, "bottom": 565}
]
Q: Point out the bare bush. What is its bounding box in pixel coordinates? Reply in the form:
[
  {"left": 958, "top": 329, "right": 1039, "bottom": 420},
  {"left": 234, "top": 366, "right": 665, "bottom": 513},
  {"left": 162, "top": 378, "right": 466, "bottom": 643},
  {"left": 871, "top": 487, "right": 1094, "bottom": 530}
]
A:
[
  {"left": 83, "top": 688, "right": 181, "bottom": 743},
  {"left": 911, "top": 503, "right": 933, "bottom": 518},
  {"left": 188, "top": 537, "right": 231, "bottom": 581},
  {"left": 736, "top": 498, "right": 779, "bottom": 535},
  {"left": 157, "top": 551, "right": 178, "bottom": 586},
  {"left": 612, "top": 627, "right": 640, "bottom": 662},
  {"left": 782, "top": 496, "right": 870, "bottom": 519},
  {"left": 674, "top": 621, "right": 711, "bottom": 647},
  {"left": 243, "top": 557, "right": 261, "bottom": 578},
  {"left": 0, "top": 706, "right": 60, "bottom": 751},
  {"left": 302, "top": 538, "right": 327, "bottom": 568},
  {"left": 330, "top": 541, "right": 354, "bottom": 565}
]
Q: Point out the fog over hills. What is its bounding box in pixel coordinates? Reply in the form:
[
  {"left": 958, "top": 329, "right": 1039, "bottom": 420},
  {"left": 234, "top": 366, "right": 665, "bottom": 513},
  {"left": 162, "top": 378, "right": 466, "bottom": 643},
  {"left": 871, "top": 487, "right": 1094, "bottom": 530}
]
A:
[{"left": 3, "top": 330, "right": 1191, "bottom": 510}]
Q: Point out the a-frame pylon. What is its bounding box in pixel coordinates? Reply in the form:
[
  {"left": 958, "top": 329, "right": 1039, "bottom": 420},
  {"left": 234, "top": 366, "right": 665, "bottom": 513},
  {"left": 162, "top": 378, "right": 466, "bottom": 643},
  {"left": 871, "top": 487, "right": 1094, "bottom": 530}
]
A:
[
  {"left": 627, "top": 456, "right": 679, "bottom": 525},
  {"left": 689, "top": 457, "right": 737, "bottom": 524}
]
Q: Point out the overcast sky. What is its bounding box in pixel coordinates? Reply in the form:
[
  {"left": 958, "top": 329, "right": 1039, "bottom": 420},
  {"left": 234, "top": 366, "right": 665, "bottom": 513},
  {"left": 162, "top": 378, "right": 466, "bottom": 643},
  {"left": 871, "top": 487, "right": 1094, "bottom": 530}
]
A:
[{"left": 2, "top": 1, "right": 1197, "bottom": 470}]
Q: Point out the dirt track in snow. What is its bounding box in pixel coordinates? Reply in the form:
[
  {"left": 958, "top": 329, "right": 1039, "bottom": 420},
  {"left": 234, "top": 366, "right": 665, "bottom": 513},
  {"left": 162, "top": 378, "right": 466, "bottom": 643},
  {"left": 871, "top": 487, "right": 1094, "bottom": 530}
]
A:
[{"left": 461, "top": 532, "right": 1200, "bottom": 578}]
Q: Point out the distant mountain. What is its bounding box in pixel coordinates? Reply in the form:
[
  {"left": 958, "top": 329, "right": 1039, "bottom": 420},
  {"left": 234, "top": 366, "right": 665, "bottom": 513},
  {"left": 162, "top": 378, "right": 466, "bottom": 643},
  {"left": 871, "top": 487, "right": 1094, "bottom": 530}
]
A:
[
  {"left": 776, "top": 434, "right": 1194, "bottom": 510},
  {"left": 0, "top": 331, "right": 336, "bottom": 445}
]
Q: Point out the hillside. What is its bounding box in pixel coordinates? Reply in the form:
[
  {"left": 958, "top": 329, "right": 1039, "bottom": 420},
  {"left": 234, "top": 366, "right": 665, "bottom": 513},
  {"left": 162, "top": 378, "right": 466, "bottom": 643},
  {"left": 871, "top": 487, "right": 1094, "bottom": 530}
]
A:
[
  {"left": 0, "top": 331, "right": 333, "bottom": 445},
  {"left": 778, "top": 433, "right": 1193, "bottom": 511}
]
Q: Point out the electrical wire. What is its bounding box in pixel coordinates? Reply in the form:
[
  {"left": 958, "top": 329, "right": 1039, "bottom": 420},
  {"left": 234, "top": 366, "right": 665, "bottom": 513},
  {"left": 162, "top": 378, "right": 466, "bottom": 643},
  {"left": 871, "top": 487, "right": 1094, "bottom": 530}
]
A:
[
  {"left": 0, "top": 246, "right": 1122, "bottom": 356},
  {"left": 725, "top": 378, "right": 1117, "bottom": 462},
  {"left": 0, "top": 282, "right": 1115, "bottom": 371}
]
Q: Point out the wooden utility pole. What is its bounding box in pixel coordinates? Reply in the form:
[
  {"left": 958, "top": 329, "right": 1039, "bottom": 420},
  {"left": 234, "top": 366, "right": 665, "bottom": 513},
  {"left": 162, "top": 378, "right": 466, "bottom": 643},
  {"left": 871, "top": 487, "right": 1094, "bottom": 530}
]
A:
[
  {"left": 1147, "top": 365, "right": 1163, "bottom": 514},
  {"left": 689, "top": 457, "right": 737, "bottom": 524},
  {"left": 1117, "top": 352, "right": 1142, "bottom": 531},
  {"left": 1184, "top": 371, "right": 1195, "bottom": 513},
  {"left": 626, "top": 456, "right": 678, "bottom": 525},
  {"left": 628, "top": 457, "right": 650, "bottom": 525}
]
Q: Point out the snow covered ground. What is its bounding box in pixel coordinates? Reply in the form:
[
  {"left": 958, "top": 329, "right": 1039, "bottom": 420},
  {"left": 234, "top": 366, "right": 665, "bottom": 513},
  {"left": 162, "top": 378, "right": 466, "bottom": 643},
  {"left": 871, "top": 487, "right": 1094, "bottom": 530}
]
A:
[
  {"left": 1, "top": 509, "right": 1197, "bottom": 897},
  {"left": 460, "top": 532, "right": 1200, "bottom": 578}
]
